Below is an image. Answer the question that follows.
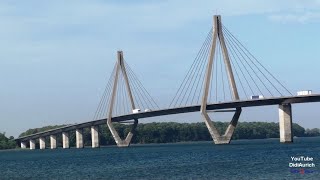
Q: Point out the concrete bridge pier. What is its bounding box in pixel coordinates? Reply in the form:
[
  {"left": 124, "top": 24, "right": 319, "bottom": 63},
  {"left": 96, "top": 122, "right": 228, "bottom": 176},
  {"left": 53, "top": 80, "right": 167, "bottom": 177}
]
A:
[
  {"left": 279, "top": 104, "right": 293, "bottom": 143},
  {"left": 76, "top": 129, "right": 84, "bottom": 148},
  {"left": 199, "top": 15, "right": 242, "bottom": 145},
  {"left": 30, "top": 139, "right": 35, "bottom": 150},
  {"left": 62, "top": 132, "right": 70, "bottom": 149},
  {"left": 39, "top": 137, "right": 46, "bottom": 149},
  {"left": 21, "top": 142, "right": 27, "bottom": 149},
  {"left": 50, "top": 135, "right": 57, "bottom": 149},
  {"left": 200, "top": 108, "right": 242, "bottom": 144},
  {"left": 107, "top": 51, "right": 139, "bottom": 148},
  {"left": 91, "top": 126, "right": 99, "bottom": 148}
]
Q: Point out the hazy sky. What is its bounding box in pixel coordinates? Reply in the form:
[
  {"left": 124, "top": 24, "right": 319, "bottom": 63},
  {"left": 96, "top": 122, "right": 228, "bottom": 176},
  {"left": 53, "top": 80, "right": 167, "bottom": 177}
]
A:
[{"left": 1, "top": 0, "right": 320, "bottom": 137}]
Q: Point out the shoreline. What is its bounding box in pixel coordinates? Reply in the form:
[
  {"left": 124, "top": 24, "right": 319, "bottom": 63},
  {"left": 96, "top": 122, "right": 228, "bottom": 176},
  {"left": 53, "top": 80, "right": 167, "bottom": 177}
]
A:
[{"left": 1, "top": 136, "right": 320, "bottom": 151}]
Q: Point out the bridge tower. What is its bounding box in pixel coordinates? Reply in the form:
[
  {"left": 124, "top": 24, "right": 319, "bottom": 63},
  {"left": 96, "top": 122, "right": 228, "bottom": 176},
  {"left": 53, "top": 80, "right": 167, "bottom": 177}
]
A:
[
  {"left": 107, "top": 51, "right": 138, "bottom": 147},
  {"left": 200, "top": 15, "right": 242, "bottom": 144}
]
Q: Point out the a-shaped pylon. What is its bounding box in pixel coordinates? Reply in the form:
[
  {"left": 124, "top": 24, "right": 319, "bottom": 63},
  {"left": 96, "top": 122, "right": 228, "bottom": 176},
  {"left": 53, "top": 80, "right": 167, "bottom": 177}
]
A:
[
  {"left": 200, "top": 15, "right": 242, "bottom": 144},
  {"left": 107, "top": 51, "right": 138, "bottom": 147}
]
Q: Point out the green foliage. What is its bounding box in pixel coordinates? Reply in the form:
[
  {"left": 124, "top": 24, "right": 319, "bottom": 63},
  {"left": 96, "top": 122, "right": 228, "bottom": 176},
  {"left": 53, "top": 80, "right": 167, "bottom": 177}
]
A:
[
  {"left": 0, "top": 132, "right": 16, "bottom": 149},
  {"left": 19, "top": 125, "right": 67, "bottom": 137},
  {"left": 16, "top": 122, "right": 312, "bottom": 147},
  {"left": 305, "top": 128, "right": 320, "bottom": 137}
]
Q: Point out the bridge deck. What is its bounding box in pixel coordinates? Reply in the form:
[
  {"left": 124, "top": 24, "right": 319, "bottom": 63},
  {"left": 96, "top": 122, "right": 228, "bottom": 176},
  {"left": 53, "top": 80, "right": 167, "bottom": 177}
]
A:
[{"left": 16, "top": 94, "right": 320, "bottom": 141}]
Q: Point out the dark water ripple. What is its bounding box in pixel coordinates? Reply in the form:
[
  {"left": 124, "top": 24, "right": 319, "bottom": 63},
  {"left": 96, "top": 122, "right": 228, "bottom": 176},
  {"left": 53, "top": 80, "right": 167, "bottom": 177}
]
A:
[{"left": 0, "top": 137, "right": 320, "bottom": 180}]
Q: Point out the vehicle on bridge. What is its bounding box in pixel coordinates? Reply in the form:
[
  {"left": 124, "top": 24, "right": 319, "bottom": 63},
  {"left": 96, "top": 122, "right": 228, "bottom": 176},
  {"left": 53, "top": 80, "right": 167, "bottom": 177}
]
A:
[
  {"left": 250, "top": 95, "right": 264, "bottom": 100},
  {"left": 144, "top": 109, "right": 152, "bottom": 112},
  {"left": 297, "top": 90, "right": 312, "bottom": 96},
  {"left": 132, "top": 109, "right": 141, "bottom": 114}
]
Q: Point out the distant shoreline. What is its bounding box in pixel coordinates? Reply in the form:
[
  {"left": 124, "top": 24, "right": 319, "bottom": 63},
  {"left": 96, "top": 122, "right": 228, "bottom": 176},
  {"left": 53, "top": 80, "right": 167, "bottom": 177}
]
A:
[
  {"left": 1, "top": 136, "right": 320, "bottom": 151},
  {"left": 2, "top": 122, "right": 320, "bottom": 150}
]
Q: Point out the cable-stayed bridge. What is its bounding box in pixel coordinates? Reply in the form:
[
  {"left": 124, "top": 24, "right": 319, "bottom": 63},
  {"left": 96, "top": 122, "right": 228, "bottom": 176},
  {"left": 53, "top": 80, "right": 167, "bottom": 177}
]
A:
[{"left": 16, "top": 15, "right": 320, "bottom": 149}]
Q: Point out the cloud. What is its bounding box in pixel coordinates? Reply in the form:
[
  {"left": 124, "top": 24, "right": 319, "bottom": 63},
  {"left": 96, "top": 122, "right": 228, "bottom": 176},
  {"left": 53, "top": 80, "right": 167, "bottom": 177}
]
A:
[
  {"left": 1, "top": 0, "right": 320, "bottom": 66},
  {"left": 1, "top": 0, "right": 320, "bottom": 37},
  {"left": 269, "top": 12, "right": 320, "bottom": 23},
  {"left": 1, "top": 0, "right": 320, "bottom": 137}
]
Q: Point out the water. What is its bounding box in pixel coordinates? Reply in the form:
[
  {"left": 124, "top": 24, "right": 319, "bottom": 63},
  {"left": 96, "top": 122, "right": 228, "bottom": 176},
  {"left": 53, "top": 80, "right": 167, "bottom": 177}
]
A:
[{"left": 0, "top": 137, "right": 320, "bottom": 180}]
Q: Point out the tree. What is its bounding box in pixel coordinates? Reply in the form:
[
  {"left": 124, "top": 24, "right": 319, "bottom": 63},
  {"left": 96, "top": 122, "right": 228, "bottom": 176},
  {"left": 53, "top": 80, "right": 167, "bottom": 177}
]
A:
[
  {"left": 305, "top": 128, "right": 320, "bottom": 137},
  {"left": 15, "top": 122, "right": 319, "bottom": 148},
  {"left": 0, "top": 132, "right": 17, "bottom": 150}
]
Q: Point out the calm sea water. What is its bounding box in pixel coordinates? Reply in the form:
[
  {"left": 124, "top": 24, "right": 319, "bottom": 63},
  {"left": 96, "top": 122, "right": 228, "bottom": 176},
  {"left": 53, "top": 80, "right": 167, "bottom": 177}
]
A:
[{"left": 0, "top": 137, "right": 320, "bottom": 180}]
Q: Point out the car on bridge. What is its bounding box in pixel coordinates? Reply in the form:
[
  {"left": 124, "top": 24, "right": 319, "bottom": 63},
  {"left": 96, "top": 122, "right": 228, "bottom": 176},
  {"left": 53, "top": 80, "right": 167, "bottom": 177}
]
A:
[
  {"left": 132, "top": 109, "right": 141, "bottom": 114},
  {"left": 250, "top": 95, "right": 264, "bottom": 100}
]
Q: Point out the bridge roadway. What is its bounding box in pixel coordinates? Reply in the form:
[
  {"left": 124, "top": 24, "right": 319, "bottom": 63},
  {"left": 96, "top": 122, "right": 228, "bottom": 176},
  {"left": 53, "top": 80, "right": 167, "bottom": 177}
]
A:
[{"left": 16, "top": 94, "right": 320, "bottom": 142}]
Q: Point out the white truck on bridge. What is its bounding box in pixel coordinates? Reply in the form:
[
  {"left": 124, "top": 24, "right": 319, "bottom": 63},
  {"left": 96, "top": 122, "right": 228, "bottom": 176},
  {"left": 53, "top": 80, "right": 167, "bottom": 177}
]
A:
[
  {"left": 132, "top": 109, "right": 141, "bottom": 114},
  {"left": 297, "top": 90, "right": 312, "bottom": 96}
]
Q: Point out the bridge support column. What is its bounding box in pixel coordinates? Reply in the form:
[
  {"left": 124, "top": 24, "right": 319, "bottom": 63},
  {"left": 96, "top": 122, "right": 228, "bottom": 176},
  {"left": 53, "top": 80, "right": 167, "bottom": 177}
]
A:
[
  {"left": 279, "top": 104, "right": 293, "bottom": 143},
  {"left": 39, "top": 137, "right": 46, "bottom": 149},
  {"left": 62, "top": 132, "right": 70, "bottom": 149},
  {"left": 76, "top": 129, "right": 84, "bottom": 148},
  {"left": 21, "top": 142, "right": 27, "bottom": 149},
  {"left": 201, "top": 108, "right": 242, "bottom": 144},
  {"left": 50, "top": 135, "right": 57, "bottom": 149},
  {"left": 91, "top": 126, "right": 99, "bottom": 148},
  {"left": 107, "top": 51, "right": 139, "bottom": 147},
  {"left": 200, "top": 15, "right": 241, "bottom": 145},
  {"left": 30, "top": 139, "right": 35, "bottom": 150}
]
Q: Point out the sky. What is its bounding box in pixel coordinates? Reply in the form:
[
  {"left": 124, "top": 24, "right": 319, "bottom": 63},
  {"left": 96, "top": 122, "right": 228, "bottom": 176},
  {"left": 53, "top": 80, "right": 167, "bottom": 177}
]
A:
[{"left": 0, "top": 0, "right": 320, "bottom": 137}]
